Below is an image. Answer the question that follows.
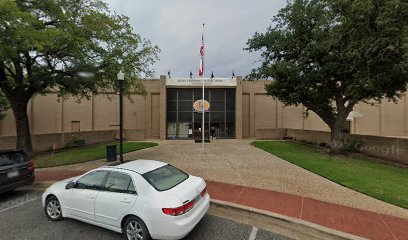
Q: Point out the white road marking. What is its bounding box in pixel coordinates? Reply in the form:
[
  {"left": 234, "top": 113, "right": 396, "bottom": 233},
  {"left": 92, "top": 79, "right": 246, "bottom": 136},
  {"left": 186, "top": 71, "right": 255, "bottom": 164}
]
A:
[
  {"left": 0, "top": 196, "right": 41, "bottom": 214},
  {"left": 249, "top": 226, "right": 258, "bottom": 240}
]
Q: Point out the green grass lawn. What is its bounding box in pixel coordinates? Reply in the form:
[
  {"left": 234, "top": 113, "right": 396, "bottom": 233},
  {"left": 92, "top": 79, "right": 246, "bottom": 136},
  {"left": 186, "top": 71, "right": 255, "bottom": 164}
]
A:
[
  {"left": 34, "top": 142, "right": 158, "bottom": 168},
  {"left": 251, "top": 141, "right": 408, "bottom": 209}
]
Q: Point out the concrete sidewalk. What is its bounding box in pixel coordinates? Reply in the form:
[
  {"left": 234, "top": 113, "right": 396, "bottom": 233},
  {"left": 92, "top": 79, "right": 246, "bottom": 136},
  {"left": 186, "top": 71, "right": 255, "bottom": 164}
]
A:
[
  {"left": 34, "top": 171, "right": 407, "bottom": 240},
  {"left": 37, "top": 140, "right": 408, "bottom": 220}
]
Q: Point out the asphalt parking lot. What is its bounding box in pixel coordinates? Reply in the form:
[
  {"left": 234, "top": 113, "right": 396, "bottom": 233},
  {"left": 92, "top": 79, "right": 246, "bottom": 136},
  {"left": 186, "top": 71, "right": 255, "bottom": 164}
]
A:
[{"left": 0, "top": 190, "right": 291, "bottom": 240}]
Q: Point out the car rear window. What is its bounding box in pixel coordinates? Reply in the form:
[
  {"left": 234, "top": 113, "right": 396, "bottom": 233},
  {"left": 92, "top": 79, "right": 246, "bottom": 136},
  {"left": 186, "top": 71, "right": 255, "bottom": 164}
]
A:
[
  {"left": 142, "top": 165, "right": 189, "bottom": 191},
  {"left": 0, "top": 152, "right": 28, "bottom": 167}
]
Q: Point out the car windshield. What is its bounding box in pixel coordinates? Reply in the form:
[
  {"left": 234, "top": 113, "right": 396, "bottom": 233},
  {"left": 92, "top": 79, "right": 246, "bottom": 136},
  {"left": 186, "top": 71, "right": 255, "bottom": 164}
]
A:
[{"left": 142, "top": 165, "right": 189, "bottom": 191}]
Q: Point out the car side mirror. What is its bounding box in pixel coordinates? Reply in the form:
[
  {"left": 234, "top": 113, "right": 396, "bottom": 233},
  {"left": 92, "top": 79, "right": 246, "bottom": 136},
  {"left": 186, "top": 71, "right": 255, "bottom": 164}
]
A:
[{"left": 65, "top": 182, "right": 75, "bottom": 190}]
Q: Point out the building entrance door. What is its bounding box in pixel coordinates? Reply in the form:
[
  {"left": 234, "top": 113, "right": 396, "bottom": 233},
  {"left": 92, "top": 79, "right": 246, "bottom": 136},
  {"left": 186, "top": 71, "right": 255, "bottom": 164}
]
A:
[
  {"left": 193, "top": 112, "right": 210, "bottom": 140},
  {"left": 166, "top": 88, "right": 235, "bottom": 139}
]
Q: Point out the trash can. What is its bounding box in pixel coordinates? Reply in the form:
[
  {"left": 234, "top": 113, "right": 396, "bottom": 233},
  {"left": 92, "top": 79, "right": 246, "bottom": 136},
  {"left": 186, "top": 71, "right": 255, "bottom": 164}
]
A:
[{"left": 106, "top": 145, "right": 117, "bottom": 162}]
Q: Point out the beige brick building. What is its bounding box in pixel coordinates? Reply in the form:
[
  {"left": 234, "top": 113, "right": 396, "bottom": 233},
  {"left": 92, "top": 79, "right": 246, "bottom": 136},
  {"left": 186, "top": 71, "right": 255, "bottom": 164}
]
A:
[{"left": 0, "top": 75, "right": 407, "bottom": 148}]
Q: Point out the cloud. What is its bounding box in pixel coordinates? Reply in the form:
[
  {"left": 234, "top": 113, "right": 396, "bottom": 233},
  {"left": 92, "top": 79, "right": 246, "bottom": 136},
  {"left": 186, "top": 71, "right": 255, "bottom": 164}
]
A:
[{"left": 103, "top": 0, "right": 287, "bottom": 78}]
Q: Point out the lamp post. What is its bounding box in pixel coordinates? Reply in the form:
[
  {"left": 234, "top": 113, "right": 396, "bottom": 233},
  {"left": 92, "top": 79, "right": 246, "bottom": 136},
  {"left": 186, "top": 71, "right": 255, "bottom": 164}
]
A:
[{"left": 117, "top": 70, "right": 125, "bottom": 163}]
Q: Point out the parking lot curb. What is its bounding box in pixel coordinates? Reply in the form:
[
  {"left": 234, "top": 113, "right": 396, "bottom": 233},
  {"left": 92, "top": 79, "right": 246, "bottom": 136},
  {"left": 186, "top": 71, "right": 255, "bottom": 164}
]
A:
[{"left": 210, "top": 199, "right": 366, "bottom": 240}]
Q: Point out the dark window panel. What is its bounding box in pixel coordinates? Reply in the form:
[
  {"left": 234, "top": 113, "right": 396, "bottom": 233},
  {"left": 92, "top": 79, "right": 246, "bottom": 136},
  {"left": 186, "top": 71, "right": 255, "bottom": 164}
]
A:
[
  {"left": 226, "top": 111, "right": 235, "bottom": 122},
  {"left": 167, "top": 100, "right": 177, "bottom": 111},
  {"left": 211, "top": 100, "right": 224, "bottom": 111},
  {"left": 178, "top": 112, "right": 192, "bottom": 122},
  {"left": 211, "top": 89, "right": 225, "bottom": 101},
  {"left": 167, "top": 89, "right": 177, "bottom": 99},
  {"left": 194, "top": 89, "right": 209, "bottom": 101},
  {"left": 226, "top": 100, "right": 235, "bottom": 111},
  {"left": 178, "top": 89, "right": 192, "bottom": 100},
  {"left": 226, "top": 89, "right": 236, "bottom": 100},
  {"left": 211, "top": 112, "right": 224, "bottom": 122},
  {"left": 225, "top": 122, "right": 235, "bottom": 138},
  {"left": 167, "top": 111, "right": 177, "bottom": 122},
  {"left": 178, "top": 100, "right": 193, "bottom": 111}
]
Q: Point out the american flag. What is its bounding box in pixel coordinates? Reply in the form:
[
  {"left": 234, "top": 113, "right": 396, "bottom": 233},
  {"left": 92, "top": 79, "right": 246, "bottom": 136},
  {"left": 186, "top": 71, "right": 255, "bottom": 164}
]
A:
[{"left": 199, "top": 34, "right": 204, "bottom": 77}]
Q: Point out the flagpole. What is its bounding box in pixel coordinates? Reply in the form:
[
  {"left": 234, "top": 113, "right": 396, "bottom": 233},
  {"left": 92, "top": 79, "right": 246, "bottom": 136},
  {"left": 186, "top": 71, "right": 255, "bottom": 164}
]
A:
[{"left": 201, "top": 23, "right": 205, "bottom": 149}]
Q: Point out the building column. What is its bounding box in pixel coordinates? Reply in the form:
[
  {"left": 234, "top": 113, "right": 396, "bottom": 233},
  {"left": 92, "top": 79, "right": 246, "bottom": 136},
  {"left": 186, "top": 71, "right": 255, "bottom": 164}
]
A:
[
  {"left": 235, "top": 77, "right": 243, "bottom": 139},
  {"left": 159, "top": 75, "right": 167, "bottom": 140},
  {"left": 249, "top": 91, "right": 255, "bottom": 138},
  {"left": 145, "top": 93, "right": 152, "bottom": 138}
]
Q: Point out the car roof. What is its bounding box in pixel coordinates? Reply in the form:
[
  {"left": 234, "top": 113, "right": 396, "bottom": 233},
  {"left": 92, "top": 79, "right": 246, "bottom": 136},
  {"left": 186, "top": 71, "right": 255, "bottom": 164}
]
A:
[{"left": 103, "top": 159, "right": 168, "bottom": 174}]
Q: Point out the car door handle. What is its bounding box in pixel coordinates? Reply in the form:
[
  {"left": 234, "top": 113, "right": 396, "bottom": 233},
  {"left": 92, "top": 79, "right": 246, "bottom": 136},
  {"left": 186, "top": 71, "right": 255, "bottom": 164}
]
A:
[
  {"left": 121, "top": 199, "right": 131, "bottom": 203},
  {"left": 87, "top": 195, "right": 95, "bottom": 199}
]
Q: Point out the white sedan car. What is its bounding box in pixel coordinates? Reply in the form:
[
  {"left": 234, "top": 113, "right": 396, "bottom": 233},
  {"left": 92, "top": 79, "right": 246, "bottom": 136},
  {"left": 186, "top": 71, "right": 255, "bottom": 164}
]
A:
[{"left": 42, "top": 160, "right": 210, "bottom": 240}]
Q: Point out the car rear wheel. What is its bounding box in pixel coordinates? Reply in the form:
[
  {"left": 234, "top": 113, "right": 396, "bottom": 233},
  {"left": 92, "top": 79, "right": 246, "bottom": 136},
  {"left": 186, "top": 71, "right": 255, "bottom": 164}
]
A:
[
  {"left": 45, "top": 196, "right": 63, "bottom": 221},
  {"left": 123, "top": 216, "right": 151, "bottom": 240}
]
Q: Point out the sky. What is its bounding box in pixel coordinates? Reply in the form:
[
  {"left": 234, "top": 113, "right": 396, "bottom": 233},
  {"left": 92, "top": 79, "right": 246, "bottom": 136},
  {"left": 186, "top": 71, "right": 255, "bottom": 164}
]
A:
[{"left": 103, "top": 0, "right": 287, "bottom": 78}]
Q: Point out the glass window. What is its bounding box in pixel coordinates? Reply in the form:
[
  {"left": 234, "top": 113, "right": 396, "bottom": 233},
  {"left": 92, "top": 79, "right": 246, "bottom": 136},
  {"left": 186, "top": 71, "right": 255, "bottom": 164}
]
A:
[
  {"left": 167, "top": 101, "right": 177, "bottom": 111},
  {"left": 226, "top": 111, "right": 235, "bottom": 122},
  {"left": 167, "top": 89, "right": 177, "bottom": 99},
  {"left": 178, "top": 112, "right": 192, "bottom": 122},
  {"left": 194, "top": 89, "right": 209, "bottom": 101},
  {"left": 167, "top": 111, "right": 177, "bottom": 122},
  {"left": 167, "top": 122, "right": 177, "bottom": 139},
  {"left": 167, "top": 88, "right": 235, "bottom": 139},
  {"left": 211, "top": 112, "right": 224, "bottom": 122},
  {"left": 226, "top": 89, "right": 235, "bottom": 100},
  {"left": 178, "top": 89, "right": 192, "bottom": 100},
  {"left": 75, "top": 171, "right": 108, "bottom": 190},
  {"left": 178, "top": 101, "right": 192, "bottom": 111},
  {"left": 211, "top": 89, "right": 225, "bottom": 101},
  {"left": 128, "top": 181, "right": 137, "bottom": 194},
  {"left": 142, "top": 165, "right": 189, "bottom": 191},
  {"left": 0, "top": 152, "right": 28, "bottom": 166},
  {"left": 211, "top": 101, "right": 224, "bottom": 111},
  {"left": 226, "top": 100, "right": 235, "bottom": 111},
  {"left": 104, "top": 171, "right": 135, "bottom": 194}
]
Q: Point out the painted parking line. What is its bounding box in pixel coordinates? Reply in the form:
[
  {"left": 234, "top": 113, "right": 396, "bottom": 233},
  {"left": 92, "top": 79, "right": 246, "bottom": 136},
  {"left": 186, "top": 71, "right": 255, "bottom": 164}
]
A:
[
  {"left": 0, "top": 196, "right": 41, "bottom": 214},
  {"left": 248, "top": 226, "right": 258, "bottom": 240}
]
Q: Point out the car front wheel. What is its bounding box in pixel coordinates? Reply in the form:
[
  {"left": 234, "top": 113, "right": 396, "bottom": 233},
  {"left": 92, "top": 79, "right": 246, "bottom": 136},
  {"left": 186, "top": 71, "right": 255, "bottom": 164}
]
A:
[
  {"left": 123, "top": 216, "right": 151, "bottom": 240},
  {"left": 45, "top": 196, "right": 63, "bottom": 221}
]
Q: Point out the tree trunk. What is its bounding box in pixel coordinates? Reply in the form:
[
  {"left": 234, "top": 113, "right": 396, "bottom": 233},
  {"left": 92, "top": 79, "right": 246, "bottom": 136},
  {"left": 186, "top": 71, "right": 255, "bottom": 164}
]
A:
[
  {"left": 329, "top": 110, "right": 350, "bottom": 154},
  {"left": 330, "top": 124, "right": 345, "bottom": 154},
  {"left": 10, "top": 99, "right": 33, "bottom": 156}
]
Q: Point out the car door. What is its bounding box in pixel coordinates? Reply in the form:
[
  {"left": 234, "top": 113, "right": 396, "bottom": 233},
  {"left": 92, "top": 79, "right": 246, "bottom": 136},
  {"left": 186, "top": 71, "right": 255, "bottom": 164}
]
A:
[
  {"left": 63, "top": 170, "right": 108, "bottom": 222},
  {"left": 95, "top": 171, "right": 137, "bottom": 228}
]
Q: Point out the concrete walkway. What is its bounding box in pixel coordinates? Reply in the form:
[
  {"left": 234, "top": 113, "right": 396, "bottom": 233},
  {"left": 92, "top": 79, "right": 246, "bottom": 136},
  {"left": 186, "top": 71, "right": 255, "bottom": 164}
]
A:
[
  {"left": 36, "top": 139, "right": 408, "bottom": 220},
  {"left": 34, "top": 172, "right": 408, "bottom": 240}
]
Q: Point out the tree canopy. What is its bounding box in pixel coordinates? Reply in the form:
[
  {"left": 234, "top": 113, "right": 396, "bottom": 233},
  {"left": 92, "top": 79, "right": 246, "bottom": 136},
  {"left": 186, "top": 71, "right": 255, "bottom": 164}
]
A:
[
  {"left": 0, "top": 0, "right": 159, "bottom": 154},
  {"left": 246, "top": 0, "right": 408, "bottom": 152}
]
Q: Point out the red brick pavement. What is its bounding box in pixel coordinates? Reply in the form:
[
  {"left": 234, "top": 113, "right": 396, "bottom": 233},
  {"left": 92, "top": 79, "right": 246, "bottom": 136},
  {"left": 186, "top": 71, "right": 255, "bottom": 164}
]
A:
[
  {"left": 36, "top": 171, "right": 408, "bottom": 240},
  {"left": 206, "top": 180, "right": 408, "bottom": 240}
]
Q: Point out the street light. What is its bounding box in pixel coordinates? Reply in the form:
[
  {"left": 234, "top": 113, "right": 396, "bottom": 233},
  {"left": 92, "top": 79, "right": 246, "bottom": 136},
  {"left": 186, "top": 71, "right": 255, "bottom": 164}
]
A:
[{"left": 117, "top": 70, "right": 125, "bottom": 163}]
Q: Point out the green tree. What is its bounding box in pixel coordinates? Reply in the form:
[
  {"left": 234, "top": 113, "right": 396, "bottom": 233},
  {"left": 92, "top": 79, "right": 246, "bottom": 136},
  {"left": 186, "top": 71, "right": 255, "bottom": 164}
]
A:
[
  {"left": 246, "top": 0, "right": 408, "bottom": 153},
  {"left": 0, "top": 0, "right": 159, "bottom": 155}
]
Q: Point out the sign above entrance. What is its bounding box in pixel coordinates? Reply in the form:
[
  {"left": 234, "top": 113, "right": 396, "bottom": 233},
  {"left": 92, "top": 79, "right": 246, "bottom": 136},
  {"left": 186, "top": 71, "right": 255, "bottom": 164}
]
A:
[
  {"left": 166, "top": 78, "right": 237, "bottom": 87},
  {"left": 193, "top": 100, "right": 210, "bottom": 112}
]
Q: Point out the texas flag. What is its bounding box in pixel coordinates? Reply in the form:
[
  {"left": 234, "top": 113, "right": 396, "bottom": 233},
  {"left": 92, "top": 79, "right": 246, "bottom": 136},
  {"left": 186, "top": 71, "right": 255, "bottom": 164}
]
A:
[{"left": 199, "top": 34, "right": 204, "bottom": 77}]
